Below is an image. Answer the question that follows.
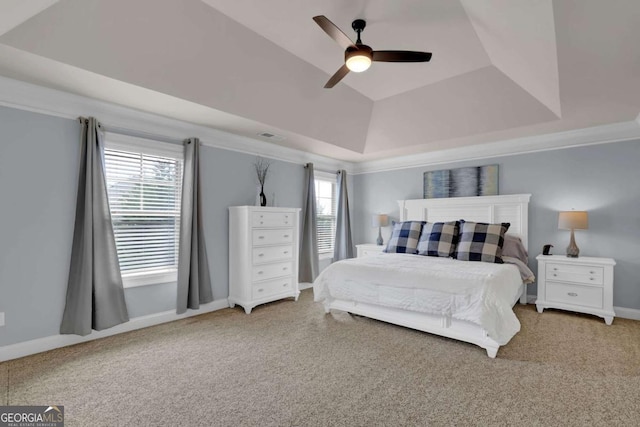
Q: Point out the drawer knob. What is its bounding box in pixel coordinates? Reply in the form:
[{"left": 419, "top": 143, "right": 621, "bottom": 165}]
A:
[
  {"left": 284, "top": 251, "right": 289, "bottom": 254},
  {"left": 590, "top": 278, "right": 594, "bottom": 281},
  {"left": 284, "top": 234, "right": 290, "bottom": 238},
  {"left": 567, "top": 292, "right": 578, "bottom": 297},
  {"left": 258, "top": 253, "right": 264, "bottom": 257},
  {"left": 258, "top": 271, "right": 264, "bottom": 275},
  {"left": 283, "top": 267, "right": 288, "bottom": 271},
  {"left": 590, "top": 271, "right": 595, "bottom": 274},
  {"left": 553, "top": 274, "right": 557, "bottom": 277},
  {"left": 282, "top": 283, "right": 287, "bottom": 287},
  {"left": 284, "top": 221, "right": 289, "bottom": 224},
  {"left": 553, "top": 267, "right": 558, "bottom": 271},
  {"left": 258, "top": 288, "right": 264, "bottom": 292},
  {"left": 260, "top": 221, "right": 264, "bottom": 224},
  {"left": 259, "top": 236, "right": 265, "bottom": 239}
]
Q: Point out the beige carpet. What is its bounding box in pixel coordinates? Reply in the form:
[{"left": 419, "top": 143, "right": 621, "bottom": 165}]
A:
[{"left": 2, "top": 289, "right": 639, "bottom": 426}]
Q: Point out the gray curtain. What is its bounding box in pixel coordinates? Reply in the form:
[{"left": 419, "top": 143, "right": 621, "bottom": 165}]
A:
[
  {"left": 60, "top": 117, "right": 129, "bottom": 335},
  {"left": 299, "top": 163, "right": 319, "bottom": 283},
  {"left": 177, "top": 138, "right": 213, "bottom": 314},
  {"left": 333, "top": 170, "right": 354, "bottom": 261}
]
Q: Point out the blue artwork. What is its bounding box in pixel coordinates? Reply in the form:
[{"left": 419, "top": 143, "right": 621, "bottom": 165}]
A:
[{"left": 423, "top": 165, "right": 498, "bottom": 199}]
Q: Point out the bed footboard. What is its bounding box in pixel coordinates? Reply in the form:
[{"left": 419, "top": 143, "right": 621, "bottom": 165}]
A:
[{"left": 325, "top": 299, "right": 503, "bottom": 358}]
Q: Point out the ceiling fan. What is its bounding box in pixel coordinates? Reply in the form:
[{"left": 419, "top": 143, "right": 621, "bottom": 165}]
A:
[{"left": 313, "top": 15, "right": 432, "bottom": 88}]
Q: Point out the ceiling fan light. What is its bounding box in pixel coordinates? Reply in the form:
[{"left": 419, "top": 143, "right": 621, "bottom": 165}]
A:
[{"left": 346, "top": 53, "right": 371, "bottom": 72}]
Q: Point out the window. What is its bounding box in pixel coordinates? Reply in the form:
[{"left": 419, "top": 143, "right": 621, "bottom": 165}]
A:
[
  {"left": 314, "top": 172, "right": 337, "bottom": 257},
  {"left": 104, "top": 135, "right": 183, "bottom": 287}
]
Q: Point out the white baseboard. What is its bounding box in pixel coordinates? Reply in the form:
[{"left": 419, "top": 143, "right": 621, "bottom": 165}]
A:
[
  {"left": 299, "top": 282, "right": 313, "bottom": 291},
  {"left": 612, "top": 306, "right": 640, "bottom": 321},
  {"left": 524, "top": 294, "right": 640, "bottom": 321},
  {"left": 1, "top": 299, "right": 229, "bottom": 362}
]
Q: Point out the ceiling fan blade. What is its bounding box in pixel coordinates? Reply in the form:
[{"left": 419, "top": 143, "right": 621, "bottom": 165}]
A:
[
  {"left": 372, "top": 50, "right": 432, "bottom": 62},
  {"left": 324, "top": 64, "right": 350, "bottom": 88},
  {"left": 313, "top": 15, "right": 355, "bottom": 50}
]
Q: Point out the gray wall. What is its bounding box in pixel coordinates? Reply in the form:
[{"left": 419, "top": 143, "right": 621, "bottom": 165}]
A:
[
  {"left": 352, "top": 140, "right": 640, "bottom": 310},
  {"left": 0, "top": 106, "right": 305, "bottom": 347},
  {"left": 0, "top": 107, "right": 79, "bottom": 346}
]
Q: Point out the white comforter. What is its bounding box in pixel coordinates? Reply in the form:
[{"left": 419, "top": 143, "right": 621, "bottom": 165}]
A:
[{"left": 313, "top": 254, "right": 523, "bottom": 345}]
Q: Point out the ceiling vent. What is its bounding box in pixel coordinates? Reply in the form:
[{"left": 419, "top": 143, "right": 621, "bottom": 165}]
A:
[{"left": 257, "top": 132, "right": 285, "bottom": 142}]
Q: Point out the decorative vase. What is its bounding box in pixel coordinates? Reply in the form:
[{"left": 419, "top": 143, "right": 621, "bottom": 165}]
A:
[
  {"left": 260, "top": 186, "right": 267, "bottom": 207},
  {"left": 255, "top": 185, "right": 261, "bottom": 206}
]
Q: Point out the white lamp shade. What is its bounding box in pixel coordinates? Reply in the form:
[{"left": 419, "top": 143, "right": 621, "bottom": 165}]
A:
[
  {"left": 558, "top": 211, "right": 588, "bottom": 230},
  {"left": 371, "top": 214, "right": 389, "bottom": 228}
]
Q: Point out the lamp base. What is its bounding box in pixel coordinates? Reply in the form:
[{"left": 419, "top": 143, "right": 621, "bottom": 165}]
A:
[
  {"left": 566, "top": 229, "right": 580, "bottom": 258},
  {"left": 376, "top": 227, "right": 384, "bottom": 246}
]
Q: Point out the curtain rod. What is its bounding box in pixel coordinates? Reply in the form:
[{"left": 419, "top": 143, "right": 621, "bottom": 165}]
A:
[
  {"left": 304, "top": 163, "right": 342, "bottom": 175},
  {"left": 79, "top": 116, "right": 184, "bottom": 145}
]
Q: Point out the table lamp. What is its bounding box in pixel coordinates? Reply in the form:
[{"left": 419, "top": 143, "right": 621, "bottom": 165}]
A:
[
  {"left": 371, "top": 214, "right": 389, "bottom": 246},
  {"left": 558, "top": 211, "right": 588, "bottom": 258}
]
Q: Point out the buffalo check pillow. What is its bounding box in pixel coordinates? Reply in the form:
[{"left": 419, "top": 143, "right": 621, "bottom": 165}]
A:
[
  {"left": 384, "top": 221, "right": 425, "bottom": 254},
  {"left": 417, "top": 221, "right": 459, "bottom": 258},
  {"left": 455, "top": 220, "right": 510, "bottom": 263}
]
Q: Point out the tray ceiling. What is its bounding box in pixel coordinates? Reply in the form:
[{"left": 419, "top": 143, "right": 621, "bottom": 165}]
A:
[{"left": 0, "top": 0, "right": 638, "bottom": 162}]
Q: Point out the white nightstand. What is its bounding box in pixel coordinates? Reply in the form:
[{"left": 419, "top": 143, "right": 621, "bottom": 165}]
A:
[
  {"left": 535, "top": 255, "right": 616, "bottom": 325},
  {"left": 356, "top": 243, "right": 385, "bottom": 258}
]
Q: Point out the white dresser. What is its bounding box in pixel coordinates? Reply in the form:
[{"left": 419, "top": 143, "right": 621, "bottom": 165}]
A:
[
  {"left": 535, "top": 255, "right": 616, "bottom": 325},
  {"left": 228, "top": 206, "right": 301, "bottom": 314},
  {"left": 356, "top": 243, "right": 385, "bottom": 258}
]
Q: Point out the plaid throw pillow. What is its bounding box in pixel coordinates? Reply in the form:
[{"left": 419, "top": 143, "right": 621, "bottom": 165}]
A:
[
  {"left": 455, "top": 220, "right": 510, "bottom": 263},
  {"left": 417, "top": 221, "right": 459, "bottom": 258},
  {"left": 384, "top": 221, "right": 425, "bottom": 254}
]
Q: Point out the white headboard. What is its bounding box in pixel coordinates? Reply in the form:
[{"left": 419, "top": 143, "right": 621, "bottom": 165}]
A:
[{"left": 398, "top": 194, "right": 531, "bottom": 250}]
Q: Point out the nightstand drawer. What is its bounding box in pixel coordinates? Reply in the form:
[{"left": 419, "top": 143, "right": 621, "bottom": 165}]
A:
[
  {"left": 252, "top": 277, "right": 293, "bottom": 299},
  {"left": 252, "top": 211, "right": 293, "bottom": 227},
  {"left": 546, "top": 282, "right": 603, "bottom": 309},
  {"left": 356, "top": 244, "right": 386, "bottom": 258},
  {"left": 361, "top": 247, "right": 384, "bottom": 257},
  {"left": 545, "top": 263, "right": 603, "bottom": 286},
  {"left": 252, "top": 261, "right": 293, "bottom": 281}
]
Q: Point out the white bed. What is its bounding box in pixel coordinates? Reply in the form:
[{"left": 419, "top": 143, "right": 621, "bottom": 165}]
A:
[{"left": 314, "top": 194, "right": 531, "bottom": 358}]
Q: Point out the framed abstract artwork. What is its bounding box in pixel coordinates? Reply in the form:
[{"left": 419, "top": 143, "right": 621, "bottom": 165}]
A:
[{"left": 423, "top": 165, "right": 498, "bottom": 199}]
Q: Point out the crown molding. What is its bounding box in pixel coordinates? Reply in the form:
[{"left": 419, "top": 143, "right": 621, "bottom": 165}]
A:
[
  {"left": 352, "top": 120, "right": 640, "bottom": 174},
  {"left": 0, "top": 75, "right": 352, "bottom": 174}
]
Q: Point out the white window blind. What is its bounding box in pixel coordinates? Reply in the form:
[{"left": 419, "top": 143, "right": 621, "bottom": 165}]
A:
[
  {"left": 104, "top": 137, "right": 183, "bottom": 286},
  {"left": 315, "top": 174, "right": 337, "bottom": 255}
]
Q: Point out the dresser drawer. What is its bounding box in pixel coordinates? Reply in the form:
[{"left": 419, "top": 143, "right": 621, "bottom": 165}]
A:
[
  {"left": 252, "top": 211, "right": 294, "bottom": 228},
  {"left": 545, "top": 263, "right": 603, "bottom": 286},
  {"left": 252, "top": 229, "right": 294, "bottom": 246},
  {"left": 252, "top": 261, "right": 293, "bottom": 281},
  {"left": 252, "top": 277, "right": 293, "bottom": 299},
  {"left": 546, "top": 282, "right": 603, "bottom": 309},
  {"left": 252, "top": 245, "right": 293, "bottom": 264}
]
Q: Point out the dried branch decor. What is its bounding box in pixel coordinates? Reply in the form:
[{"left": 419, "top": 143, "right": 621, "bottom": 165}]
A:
[
  {"left": 254, "top": 157, "right": 271, "bottom": 187},
  {"left": 254, "top": 157, "right": 271, "bottom": 206}
]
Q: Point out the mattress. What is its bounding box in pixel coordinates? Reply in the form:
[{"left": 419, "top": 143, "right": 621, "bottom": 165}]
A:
[{"left": 313, "top": 253, "right": 524, "bottom": 345}]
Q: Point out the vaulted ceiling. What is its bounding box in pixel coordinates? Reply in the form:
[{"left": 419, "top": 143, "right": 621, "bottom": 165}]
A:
[{"left": 0, "top": 0, "right": 639, "bottom": 162}]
